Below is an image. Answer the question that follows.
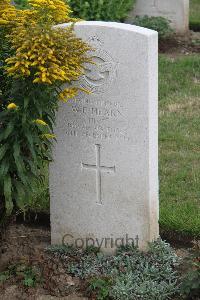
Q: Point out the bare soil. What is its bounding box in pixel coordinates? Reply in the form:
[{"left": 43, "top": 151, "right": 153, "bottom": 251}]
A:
[
  {"left": 0, "top": 222, "right": 199, "bottom": 300},
  {"left": 159, "top": 31, "right": 200, "bottom": 56},
  {"left": 0, "top": 223, "right": 89, "bottom": 299}
]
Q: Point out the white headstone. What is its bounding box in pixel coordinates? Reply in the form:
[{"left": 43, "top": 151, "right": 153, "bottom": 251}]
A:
[
  {"left": 132, "top": 0, "right": 189, "bottom": 34},
  {"left": 50, "top": 21, "right": 159, "bottom": 253}
]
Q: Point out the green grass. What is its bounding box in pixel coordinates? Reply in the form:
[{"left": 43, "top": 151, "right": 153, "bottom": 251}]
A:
[
  {"left": 19, "top": 164, "right": 50, "bottom": 214},
  {"left": 190, "top": 0, "right": 200, "bottom": 31},
  {"left": 159, "top": 54, "right": 200, "bottom": 237},
  {"left": 190, "top": 0, "right": 200, "bottom": 23}
]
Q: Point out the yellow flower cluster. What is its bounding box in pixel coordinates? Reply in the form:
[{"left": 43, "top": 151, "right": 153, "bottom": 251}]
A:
[
  {"left": 0, "top": 0, "right": 16, "bottom": 26},
  {"left": 1, "top": 0, "right": 91, "bottom": 85},
  {"left": 59, "top": 87, "right": 79, "bottom": 102},
  {"left": 58, "top": 87, "right": 92, "bottom": 102},
  {"left": 0, "top": 0, "right": 74, "bottom": 26},
  {"left": 35, "top": 120, "right": 56, "bottom": 139},
  {"left": 28, "top": 0, "right": 73, "bottom": 24},
  {"left": 41, "top": 133, "right": 56, "bottom": 139},
  {"left": 34, "top": 119, "right": 48, "bottom": 126},
  {"left": 7, "top": 102, "right": 18, "bottom": 110}
]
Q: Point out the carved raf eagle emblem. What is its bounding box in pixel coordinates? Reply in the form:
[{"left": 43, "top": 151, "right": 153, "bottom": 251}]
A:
[{"left": 80, "top": 36, "right": 117, "bottom": 93}]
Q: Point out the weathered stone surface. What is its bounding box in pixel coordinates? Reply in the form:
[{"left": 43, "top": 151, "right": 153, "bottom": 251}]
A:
[
  {"left": 129, "top": 0, "right": 189, "bottom": 33},
  {"left": 50, "top": 21, "right": 159, "bottom": 253}
]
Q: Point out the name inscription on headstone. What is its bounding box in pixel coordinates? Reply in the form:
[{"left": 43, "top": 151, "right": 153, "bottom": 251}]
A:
[{"left": 65, "top": 96, "right": 132, "bottom": 144}]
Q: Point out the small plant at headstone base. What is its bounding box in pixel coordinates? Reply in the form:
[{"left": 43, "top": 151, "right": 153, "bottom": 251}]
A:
[
  {"left": 0, "top": 0, "right": 91, "bottom": 219},
  {"left": 0, "top": 270, "right": 10, "bottom": 283},
  {"left": 190, "top": 20, "right": 200, "bottom": 32},
  {"left": 0, "top": 263, "right": 42, "bottom": 287},
  {"left": 84, "top": 245, "right": 101, "bottom": 255},
  {"left": 88, "top": 277, "right": 113, "bottom": 300},
  {"left": 180, "top": 257, "right": 200, "bottom": 299},
  {"left": 67, "top": 0, "right": 135, "bottom": 22},
  {"left": 131, "top": 16, "right": 174, "bottom": 40},
  {"left": 23, "top": 266, "right": 41, "bottom": 287},
  {"left": 48, "top": 239, "right": 181, "bottom": 299}
]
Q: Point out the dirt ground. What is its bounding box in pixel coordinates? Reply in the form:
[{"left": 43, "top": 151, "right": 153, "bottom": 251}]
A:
[
  {"left": 159, "top": 31, "right": 200, "bottom": 56},
  {"left": 0, "top": 222, "right": 199, "bottom": 300},
  {"left": 0, "top": 222, "right": 89, "bottom": 299}
]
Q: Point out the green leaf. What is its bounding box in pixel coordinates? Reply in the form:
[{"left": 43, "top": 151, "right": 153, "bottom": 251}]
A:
[
  {"left": 13, "top": 142, "right": 27, "bottom": 185},
  {"left": 0, "top": 271, "right": 10, "bottom": 283},
  {"left": 24, "top": 157, "right": 38, "bottom": 176},
  {"left": 0, "top": 132, "right": 5, "bottom": 143},
  {"left": 0, "top": 110, "right": 9, "bottom": 119},
  {"left": 14, "top": 180, "right": 26, "bottom": 208},
  {"left": 23, "top": 277, "right": 35, "bottom": 287},
  {"left": 22, "top": 113, "right": 27, "bottom": 125},
  {"left": 24, "top": 130, "right": 37, "bottom": 161},
  {"left": 3, "top": 175, "right": 13, "bottom": 212},
  {"left": 0, "top": 143, "right": 9, "bottom": 161},
  {"left": 13, "top": 143, "right": 23, "bottom": 168},
  {"left": 0, "top": 158, "right": 9, "bottom": 179},
  {"left": 23, "top": 97, "right": 29, "bottom": 109},
  {"left": 4, "top": 121, "right": 14, "bottom": 139}
]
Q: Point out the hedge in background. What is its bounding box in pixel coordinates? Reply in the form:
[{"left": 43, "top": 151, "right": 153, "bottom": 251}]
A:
[
  {"left": 67, "top": 0, "right": 135, "bottom": 21},
  {"left": 12, "top": 0, "right": 135, "bottom": 21},
  {"left": 190, "top": 0, "right": 200, "bottom": 32},
  {"left": 132, "top": 16, "right": 173, "bottom": 40},
  {"left": 190, "top": 20, "right": 200, "bottom": 32}
]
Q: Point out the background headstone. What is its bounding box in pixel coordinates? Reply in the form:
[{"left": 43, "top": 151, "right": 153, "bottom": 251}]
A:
[
  {"left": 128, "top": 0, "right": 189, "bottom": 34},
  {"left": 50, "top": 21, "right": 158, "bottom": 253}
]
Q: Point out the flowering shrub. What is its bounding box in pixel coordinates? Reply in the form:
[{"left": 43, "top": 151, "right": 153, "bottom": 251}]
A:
[{"left": 0, "top": 0, "right": 90, "bottom": 216}]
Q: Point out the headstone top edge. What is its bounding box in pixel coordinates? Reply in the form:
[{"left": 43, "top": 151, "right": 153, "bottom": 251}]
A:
[{"left": 56, "top": 21, "right": 158, "bottom": 37}]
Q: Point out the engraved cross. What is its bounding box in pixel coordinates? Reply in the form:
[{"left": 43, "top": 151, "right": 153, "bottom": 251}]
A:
[
  {"left": 81, "top": 144, "right": 116, "bottom": 205},
  {"left": 152, "top": 0, "right": 158, "bottom": 8}
]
